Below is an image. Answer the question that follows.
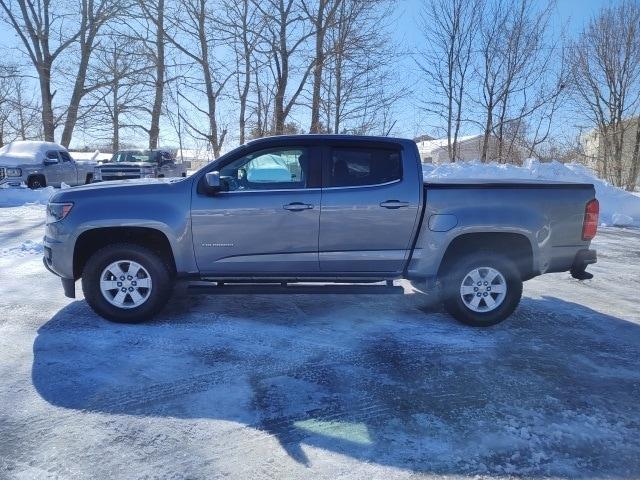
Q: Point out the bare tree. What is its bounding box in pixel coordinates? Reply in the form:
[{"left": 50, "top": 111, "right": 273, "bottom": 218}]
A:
[
  {"left": 219, "top": 0, "right": 263, "bottom": 145},
  {"left": 255, "top": 0, "right": 315, "bottom": 134},
  {"left": 58, "top": 0, "right": 122, "bottom": 147},
  {"left": 321, "top": 0, "right": 403, "bottom": 135},
  {"left": 475, "top": 0, "right": 559, "bottom": 163},
  {"left": 569, "top": 0, "right": 640, "bottom": 189},
  {"left": 85, "top": 36, "right": 151, "bottom": 151},
  {"left": 302, "top": 0, "right": 342, "bottom": 133},
  {"left": 136, "top": 0, "right": 166, "bottom": 149},
  {"left": 165, "top": 0, "right": 231, "bottom": 157},
  {"left": 0, "top": 0, "right": 79, "bottom": 141},
  {"left": 418, "top": 0, "right": 481, "bottom": 161}
]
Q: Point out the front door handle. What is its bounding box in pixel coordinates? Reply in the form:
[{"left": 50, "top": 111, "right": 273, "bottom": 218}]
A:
[
  {"left": 380, "top": 200, "right": 410, "bottom": 209},
  {"left": 283, "top": 202, "right": 314, "bottom": 211}
]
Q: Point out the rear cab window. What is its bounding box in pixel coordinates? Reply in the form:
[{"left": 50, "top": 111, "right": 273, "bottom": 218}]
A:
[{"left": 326, "top": 147, "right": 402, "bottom": 187}]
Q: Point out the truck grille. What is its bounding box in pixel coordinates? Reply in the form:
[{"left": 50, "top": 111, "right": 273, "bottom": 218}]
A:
[
  {"left": 0, "top": 168, "right": 5, "bottom": 181},
  {"left": 100, "top": 167, "right": 141, "bottom": 181}
]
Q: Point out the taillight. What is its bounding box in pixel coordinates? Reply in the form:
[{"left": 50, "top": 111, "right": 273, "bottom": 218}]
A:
[{"left": 582, "top": 199, "right": 599, "bottom": 240}]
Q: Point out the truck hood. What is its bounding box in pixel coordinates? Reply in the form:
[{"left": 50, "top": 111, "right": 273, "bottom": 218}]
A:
[
  {"left": 0, "top": 154, "right": 42, "bottom": 167},
  {"left": 50, "top": 177, "right": 188, "bottom": 202}
]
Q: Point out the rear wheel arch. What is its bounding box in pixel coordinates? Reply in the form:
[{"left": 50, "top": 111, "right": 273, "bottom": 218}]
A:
[
  {"left": 437, "top": 232, "right": 535, "bottom": 281},
  {"left": 73, "top": 227, "right": 177, "bottom": 280}
]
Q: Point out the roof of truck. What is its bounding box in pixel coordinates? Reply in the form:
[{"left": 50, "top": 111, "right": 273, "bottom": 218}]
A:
[
  {"left": 0, "top": 141, "right": 68, "bottom": 166},
  {"left": 245, "top": 134, "right": 414, "bottom": 147}
]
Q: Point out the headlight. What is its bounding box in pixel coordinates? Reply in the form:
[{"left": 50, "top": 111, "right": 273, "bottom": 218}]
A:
[
  {"left": 93, "top": 168, "right": 102, "bottom": 180},
  {"left": 6, "top": 168, "right": 22, "bottom": 177},
  {"left": 46, "top": 202, "right": 74, "bottom": 223}
]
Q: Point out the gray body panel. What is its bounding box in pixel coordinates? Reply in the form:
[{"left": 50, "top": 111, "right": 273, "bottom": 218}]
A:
[
  {"left": 42, "top": 135, "right": 596, "bottom": 294},
  {"left": 407, "top": 183, "right": 595, "bottom": 279}
]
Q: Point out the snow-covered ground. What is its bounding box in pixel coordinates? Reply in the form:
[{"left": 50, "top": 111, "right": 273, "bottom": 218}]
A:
[{"left": 0, "top": 199, "right": 639, "bottom": 478}]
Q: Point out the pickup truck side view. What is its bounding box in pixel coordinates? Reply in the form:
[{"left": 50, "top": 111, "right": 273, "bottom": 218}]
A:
[
  {"left": 43, "top": 135, "right": 599, "bottom": 327},
  {"left": 93, "top": 149, "right": 188, "bottom": 182},
  {"left": 0, "top": 141, "right": 95, "bottom": 188}
]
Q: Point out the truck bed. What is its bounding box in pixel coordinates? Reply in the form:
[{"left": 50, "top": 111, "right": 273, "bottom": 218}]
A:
[{"left": 424, "top": 178, "right": 594, "bottom": 189}]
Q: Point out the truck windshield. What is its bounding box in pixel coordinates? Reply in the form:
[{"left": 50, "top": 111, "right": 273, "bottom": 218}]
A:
[{"left": 110, "top": 151, "right": 156, "bottom": 163}]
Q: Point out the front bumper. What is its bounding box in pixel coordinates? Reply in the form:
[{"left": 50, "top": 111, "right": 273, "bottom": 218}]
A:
[
  {"left": 42, "top": 256, "right": 76, "bottom": 297},
  {"left": 570, "top": 249, "right": 597, "bottom": 280}
]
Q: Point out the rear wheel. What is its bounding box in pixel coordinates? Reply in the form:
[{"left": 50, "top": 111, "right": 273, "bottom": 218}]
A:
[
  {"left": 442, "top": 252, "right": 522, "bottom": 327},
  {"left": 81, "top": 243, "right": 172, "bottom": 323}
]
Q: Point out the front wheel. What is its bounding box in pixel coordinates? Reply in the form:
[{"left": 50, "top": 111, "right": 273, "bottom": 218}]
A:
[
  {"left": 442, "top": 252, "right": 522, "bottom": 327},
  {"left": 81, "top": 243, "right": 173, "bottom": 323}
]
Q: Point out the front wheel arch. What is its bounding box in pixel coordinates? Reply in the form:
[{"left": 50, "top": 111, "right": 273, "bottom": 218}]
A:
[{"left": 27, "top": 174, "right": 47, "bottom": 189}]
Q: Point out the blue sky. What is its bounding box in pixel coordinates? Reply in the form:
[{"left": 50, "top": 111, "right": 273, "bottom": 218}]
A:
[
  {"left": 393, "top": 0, "right": 614, "bottom": 140},
  {"left": 0, "top": 0, "right": 619, "bottom": 147}
]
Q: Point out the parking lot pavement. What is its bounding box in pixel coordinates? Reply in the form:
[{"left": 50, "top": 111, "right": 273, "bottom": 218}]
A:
[{"left": 0, "top": 205, "right": 639, "bottom": 479}]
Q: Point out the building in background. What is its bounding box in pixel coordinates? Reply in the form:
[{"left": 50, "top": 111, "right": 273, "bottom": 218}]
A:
[
  {"left": 415, "top": 134, "right": 501, "bottom": 164},
  {"left": 580, "top": 117, "right": 640, "bottom": 188}
]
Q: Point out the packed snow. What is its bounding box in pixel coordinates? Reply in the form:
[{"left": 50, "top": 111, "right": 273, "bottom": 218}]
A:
[
  {"left": 0, "top": 197, "right": 639, "bottom": 479},
  {"left": 423, "top": 159, "right": 640, "bottom": 227}
]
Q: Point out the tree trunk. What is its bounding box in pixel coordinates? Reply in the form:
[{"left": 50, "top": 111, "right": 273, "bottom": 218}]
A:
[
  {"left": 309, "top": 1, "right": 326, "bottom": 133},
  {"left": 149, "top": 0, "right": 165, "bottom": 149},
  {"left": 38, "top": 64, "right": 55, "bottom": 142},
  {"left": 60, "top": 42, "right": 92, "bottom": 147}
]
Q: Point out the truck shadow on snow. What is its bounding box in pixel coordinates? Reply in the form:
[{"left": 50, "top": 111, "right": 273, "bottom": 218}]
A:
[{"left": 32, "top": 294, "right": 640, "bottom": 477}]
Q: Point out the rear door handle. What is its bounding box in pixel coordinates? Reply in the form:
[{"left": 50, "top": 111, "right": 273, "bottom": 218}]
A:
[
  {"left": 380, "top": 200, "right": 410, "bottom": 209},
  {"left": 283, "top": 202, "right": 314, "bottom": 211}
]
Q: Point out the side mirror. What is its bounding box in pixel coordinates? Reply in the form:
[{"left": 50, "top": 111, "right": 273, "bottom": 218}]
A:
[
  {"left": 43, "top": 158, "right": 58, "bottom": 166},
  {"left": 205, "top": 171, "right": 227, "bottom": 194}
]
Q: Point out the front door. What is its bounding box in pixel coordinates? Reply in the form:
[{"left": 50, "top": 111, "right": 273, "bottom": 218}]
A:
[
  {"left": 191, "top": 146, "right": 321, "bottom": 275},
  {"left": 319, "top": 145, "right": 421, "bottom": 273},
  {"left": 43, "top": 151, "right": 64, "bottom": 187},
  {"left": 58, "top": 151, "right": 79, "bottom": 185}
]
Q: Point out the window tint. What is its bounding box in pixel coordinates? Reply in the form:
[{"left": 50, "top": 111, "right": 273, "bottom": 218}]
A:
[
  {"left": 59, "top": 151, "right": 72, "bottom": 162},
  {"left": 220, "top": 148, "right": 309, "bottom": 191},
  {"left": 328, "top": 148, "right": 401, "bottom": 187}
]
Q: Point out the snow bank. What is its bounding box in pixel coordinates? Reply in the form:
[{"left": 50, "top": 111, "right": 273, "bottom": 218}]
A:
[
  {"left": 423, "top": 159, "right": 640, "bottom": 227},
  {"left": 0, "top": 184, "right": 56, "bottom": 207}
]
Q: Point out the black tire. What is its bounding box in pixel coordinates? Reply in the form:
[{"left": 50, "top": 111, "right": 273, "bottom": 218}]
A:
[
  {"left": 441, "top": 251, "right": 522, "bottom": 327},
  {"left": 27, "top": 175, "right": 46, "bottom": 189},
  {"left": 81, "top": 243, "right": 173, "bottom": 323},
  {"left": 85, "top": 173, "right": 93, "bottom": 184}
]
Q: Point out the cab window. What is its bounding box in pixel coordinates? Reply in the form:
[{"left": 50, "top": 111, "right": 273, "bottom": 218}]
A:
[
  {"left": 220, "top": 148, "right": 310, "bottom": 191},
  {"left": 327, "top": 148, "right": 401, "bottom": 187}
]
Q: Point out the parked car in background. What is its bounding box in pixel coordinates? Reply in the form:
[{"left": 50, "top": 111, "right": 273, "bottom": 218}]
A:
[
  {"left": 43, "top": 135, "right": 599, "bottom": 327},
  {"left": 0, "top": 141, "right": 95, "bottom": 189},
  {"left": 93, "top": 149, "right": 188, "bottom": 182}
]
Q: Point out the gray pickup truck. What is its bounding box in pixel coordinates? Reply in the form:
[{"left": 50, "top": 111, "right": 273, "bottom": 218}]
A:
[
  {"left": 0, "top": 141, "right": 95, "bottom": 188},
  {"left": 43, "top": 135, "right": 599, "bottom": 326},
  {"left": 93, "top": 149, "right": 188, "bottom": 182}
]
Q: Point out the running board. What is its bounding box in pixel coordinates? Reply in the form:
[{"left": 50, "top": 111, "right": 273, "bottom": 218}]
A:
[{"left": 186, "top": 282, "right": 405, "bottom": 295}]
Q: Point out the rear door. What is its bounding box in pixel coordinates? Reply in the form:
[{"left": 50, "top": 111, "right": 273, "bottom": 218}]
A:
[
  {"left": 191, "top": 144, "right": 322, "bottom": 275},
  {"left": 319, "top": 143, "right": 421, "bottom": 273}
]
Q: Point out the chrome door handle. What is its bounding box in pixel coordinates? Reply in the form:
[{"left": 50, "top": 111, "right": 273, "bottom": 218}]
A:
[
  {"left": 380, "top": 200, "right": 410, "bottom": 209},
  {"left": 283, "top": 202, "right": 314, "bottom": 211}
]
